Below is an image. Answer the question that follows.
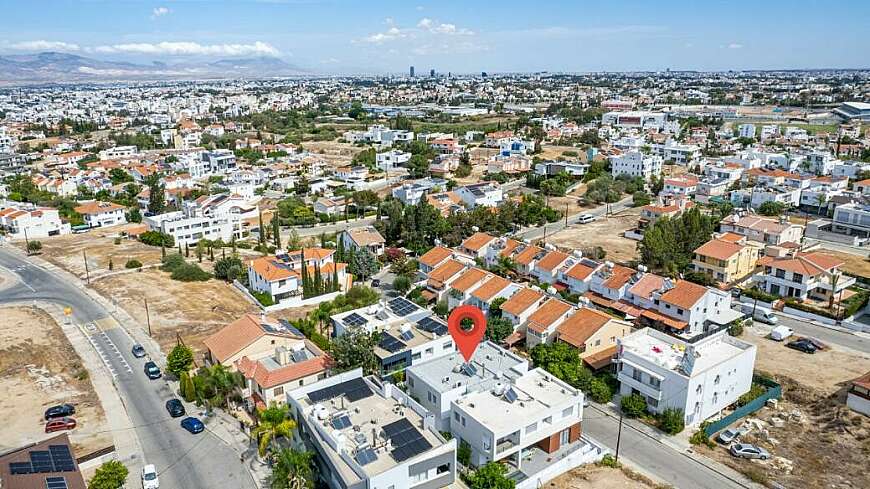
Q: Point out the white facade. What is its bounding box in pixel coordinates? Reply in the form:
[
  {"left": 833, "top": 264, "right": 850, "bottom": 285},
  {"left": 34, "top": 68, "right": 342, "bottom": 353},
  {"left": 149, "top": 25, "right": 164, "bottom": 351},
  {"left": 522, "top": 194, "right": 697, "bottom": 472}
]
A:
[
  {"left": 738, "top": 124, "right": 756, "bottom": 139},
  {"left": 610, "top": 151, "right": 663, "bottom": 180},
  {"left": 376, "top": 150, "right": 411, "bottom": 171},
  {"left": 0, "top": 203, "right": 70, "bottom": 238},
  {"left": 99, "top": 145, "right": 137, "bottom": 160},
  {"left": 455, "top": 183, "right": 503, "bottom": 209},
  {"left": 617, "top": 328, "right": 757, "bottom": 426}
]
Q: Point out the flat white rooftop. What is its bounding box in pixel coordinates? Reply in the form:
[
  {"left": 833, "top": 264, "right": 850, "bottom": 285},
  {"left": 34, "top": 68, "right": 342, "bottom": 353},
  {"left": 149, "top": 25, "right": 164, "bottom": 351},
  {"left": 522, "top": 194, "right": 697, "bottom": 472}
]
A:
[
  {"left": 408, "top": 341, "right": 528, "bottom": 395},
  {"left": 620, "top": 328, "right": 753, "bottom": 376}
]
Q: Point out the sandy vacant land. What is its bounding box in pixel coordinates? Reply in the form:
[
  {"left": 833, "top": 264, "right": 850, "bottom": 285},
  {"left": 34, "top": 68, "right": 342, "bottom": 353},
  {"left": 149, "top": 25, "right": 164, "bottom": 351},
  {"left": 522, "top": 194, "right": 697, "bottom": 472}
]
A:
[
  {"left": 300, "top": 140, "right": 362, "bottom": 168},
  {"left": 538, "top": 144, "right": 589, "bottom": 162},
  {"left": 90, "top": 268, "right": 258, "bottom": 356},
  {"left": 29, "top": 223, "right": 163, "bottom": 280},
  {"left": 549, "top": 465, "right": 658, "bottom": 489},
  {"left": 742, "top": 324, "right": 870, "bottom": 395},
  {"left": 549, "top": 207, "right": 641, "bottom": 264},
  {"left": 817, "top": 249, "right": 870, "bottom": 279},
  {"left": 0, "top": 307, "right": 111, "bottom": 456}
]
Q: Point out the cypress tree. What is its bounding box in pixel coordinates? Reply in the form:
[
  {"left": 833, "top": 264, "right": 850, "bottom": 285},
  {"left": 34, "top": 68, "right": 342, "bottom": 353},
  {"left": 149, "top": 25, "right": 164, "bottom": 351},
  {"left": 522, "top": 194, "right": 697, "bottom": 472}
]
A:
[
  {"left": 272, "top": 215, "right": 281, "bottom": 249},
  {"left": 314, "top": 263, "right": 322, "bottom": 296},
  {"left": 332, "top": 264, "right": 340, "bottom": 292}
]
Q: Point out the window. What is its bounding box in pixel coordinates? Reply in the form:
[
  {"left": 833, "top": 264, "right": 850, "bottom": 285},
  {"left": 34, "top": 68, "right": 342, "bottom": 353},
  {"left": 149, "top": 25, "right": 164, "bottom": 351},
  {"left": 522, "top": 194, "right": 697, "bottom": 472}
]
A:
[
  {"left": 792, "top": 273, "right": 803, "bottom": 283},
  {"left": 454, "top": 412, "right": 460, "bottom": 422},
  {"left": 562, "top": 406, "right": 573, "bottom": 417},
  {"left": 560, "top": 428, "right": 570, "bottom": 445},
  {"left": 526, "top": 422, "right": 537, "bottom": 433},
  {"left": 632, "top": 369, "right": 643, "bottom": 382},
  {"left": 677, "top": 308, "right": 684, "bottom": 315},
  {"left": 444, "top": 341, "right": 453, "bottom": 350},
  {"left": 649, "top": 377, "right": 661, "bottom": 389},
  {"left": 647, "top": 397, "right": 659, "bottom": 408},
  {"left": 273, "top": 386, "right": 284, "bottom": 396},
  {"left": 714, "top": 375, "right": 720, "bottom": 385},
  {"left": 298, "top": 380, "right": 304, "bottom": 386},
  {"left": 436, "top": 463, "right": 450, "bottom": 475},
  {"left": 425, "top": 347, "right": 434, "bottom": 355},
  {"left": 594, "top": 338, "right": 601, "bottom": 347},
  {"left": 544, "top": 416, "right": 552, "bottom": 424},
  {"left": 408, "top": 377, "right": 414, "bottom": 388}
]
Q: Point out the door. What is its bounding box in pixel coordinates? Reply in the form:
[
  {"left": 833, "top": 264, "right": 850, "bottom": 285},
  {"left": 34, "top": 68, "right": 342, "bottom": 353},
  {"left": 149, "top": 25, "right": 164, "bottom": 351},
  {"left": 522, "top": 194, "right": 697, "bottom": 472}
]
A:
[{"left": 560, "top": 428, "right": 570, "bottom": 446}]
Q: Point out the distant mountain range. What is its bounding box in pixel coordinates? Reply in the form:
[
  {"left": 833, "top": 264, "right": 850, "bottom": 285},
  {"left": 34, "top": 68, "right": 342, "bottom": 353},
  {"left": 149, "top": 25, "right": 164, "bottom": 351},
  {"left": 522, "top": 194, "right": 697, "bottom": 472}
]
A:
[{"left": 0, "top": 52, "right": 310, "bottom": 84}]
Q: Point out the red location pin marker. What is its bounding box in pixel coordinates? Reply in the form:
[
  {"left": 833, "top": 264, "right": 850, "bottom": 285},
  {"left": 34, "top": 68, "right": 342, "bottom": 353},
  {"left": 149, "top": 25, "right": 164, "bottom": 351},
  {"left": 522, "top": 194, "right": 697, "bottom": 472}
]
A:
[{"left": 447, "top": 305, "right": 487, "bottom": 362}]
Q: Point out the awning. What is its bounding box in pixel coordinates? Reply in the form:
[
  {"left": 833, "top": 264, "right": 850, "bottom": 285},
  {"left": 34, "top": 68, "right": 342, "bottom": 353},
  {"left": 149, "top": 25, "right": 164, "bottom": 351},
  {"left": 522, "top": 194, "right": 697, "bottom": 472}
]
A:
[
  {"left": 503, "top": 331, "right": 524, "bottom": 346},
  {"left": 640, "top": 309, "right": 688, "bottom": 330},
  {"left": 583, "top": 346, "right": 618, "bottom": 370}
]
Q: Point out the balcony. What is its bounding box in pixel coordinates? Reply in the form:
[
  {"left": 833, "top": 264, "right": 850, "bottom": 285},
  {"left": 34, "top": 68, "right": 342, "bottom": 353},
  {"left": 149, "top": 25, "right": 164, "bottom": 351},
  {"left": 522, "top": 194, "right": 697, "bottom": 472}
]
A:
[{"left": 617, "top": 372, "right": 663, "bottom": 401}]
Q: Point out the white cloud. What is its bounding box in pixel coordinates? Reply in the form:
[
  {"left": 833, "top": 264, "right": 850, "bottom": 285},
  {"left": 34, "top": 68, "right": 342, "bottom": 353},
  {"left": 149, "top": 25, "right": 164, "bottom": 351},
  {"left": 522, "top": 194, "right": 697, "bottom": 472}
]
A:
[
  {"left": 5, "top": 40, "right": 80, "bottom": 52},
  {"left": 151, "top": 7, "right": 170, "bottom": 19},
  {"left": 728, "top": 43, "right": 743, "bottom": 49},
  {"left": 93, "top": 41, "right": 279, "bottom": 56},
  {"left": 357, "top": 17, "right": 474, "bottom": 45}
]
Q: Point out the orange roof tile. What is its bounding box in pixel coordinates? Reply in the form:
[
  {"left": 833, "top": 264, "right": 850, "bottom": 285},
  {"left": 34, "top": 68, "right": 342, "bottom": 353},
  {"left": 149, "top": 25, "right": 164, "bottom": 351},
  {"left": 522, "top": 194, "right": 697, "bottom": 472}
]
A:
[
  {"left": 759, "top": 252, "right": 844, "bottom": 277},
  {"left": 419, "top": 246, "right": 453, "bottom": 268},
  {"left": 500, "top": 288, "right": 544, "bottom": 316},
  {"left": 74, "top": 201, "right": 124, "bottom": 215},
  {"left": 250, "top": 256, "right": 299, "bottom": 282},
  {"left": 450, "top": 268, "right": 490, "bottom": 293},
  {"left": 527, "top": 298, "right": 573, "bottom": 333},
  {"left": 565, "top": 262, "right": 597, "bottom": 281},
  {"left": 428, "top": 259, "right": 466, "bottom": 283},
  {"left": 499, "top": 238, "right": 522, "bottom": 257},
  {"left": 660, "top": 280, "right": 708, "bottom": 309},
  {"left": 627, "top": 273, "right": 665, "bottom": 300},
  {"left": 557, "top": 308, "right": 615, "bottom": 348},
  {"left": 203, "top": 314, "right": 302, "bottom": 364},
  {"left": 514, "top": 245, "right": 544, "bottom": 266},
  {"left": 470, "top": 275, "right": 512, "bottom": 302},
  {"left": 237, "top": 349, "right": 330, "bottom": 389},
  {"left": 602, "top": 265, "right": 635, "bottom": 290},
  {"left": 694, "top": 239, "right": 744, "bottom": 261},
  {"left": 460, "top": 232, "right": 496, "bottom": 252},
  {"left": 536, "top": 251, "right": 569, "bottom": 272}
]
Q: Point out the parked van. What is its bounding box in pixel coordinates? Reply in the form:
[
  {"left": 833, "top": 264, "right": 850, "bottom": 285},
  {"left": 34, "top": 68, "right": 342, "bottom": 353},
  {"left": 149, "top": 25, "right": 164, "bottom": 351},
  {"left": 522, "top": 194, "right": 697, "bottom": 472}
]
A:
[
  {"left": 739, "top": 304, "right": 779, "bottom": 325},
  {"left": 770, "top": 325, "right": 795, "bottom": 341}
]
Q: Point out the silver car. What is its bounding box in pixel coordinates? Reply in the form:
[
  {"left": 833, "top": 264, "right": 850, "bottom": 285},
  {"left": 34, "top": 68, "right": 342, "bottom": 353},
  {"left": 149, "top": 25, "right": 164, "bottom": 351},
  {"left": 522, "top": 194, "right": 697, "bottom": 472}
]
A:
[
  {"left": 717, "top": 427, "right": 744, "bottom": 444},
  {"left": 730, "top": 443, "right": 770, "bottom": 460}
]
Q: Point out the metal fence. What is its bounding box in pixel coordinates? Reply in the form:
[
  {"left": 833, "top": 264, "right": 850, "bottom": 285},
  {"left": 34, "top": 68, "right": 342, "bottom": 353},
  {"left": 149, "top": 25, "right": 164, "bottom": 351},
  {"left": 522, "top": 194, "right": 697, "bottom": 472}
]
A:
[{"left": 703, "top": 376, "right": 782, "bottom": 437}]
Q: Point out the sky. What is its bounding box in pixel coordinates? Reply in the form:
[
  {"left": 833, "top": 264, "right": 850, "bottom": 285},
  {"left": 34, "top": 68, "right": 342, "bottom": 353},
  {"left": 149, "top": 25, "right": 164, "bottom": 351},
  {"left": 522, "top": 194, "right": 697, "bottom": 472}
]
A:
[{"left": 1, "top": 0, "right": 869, "bottom": 73}]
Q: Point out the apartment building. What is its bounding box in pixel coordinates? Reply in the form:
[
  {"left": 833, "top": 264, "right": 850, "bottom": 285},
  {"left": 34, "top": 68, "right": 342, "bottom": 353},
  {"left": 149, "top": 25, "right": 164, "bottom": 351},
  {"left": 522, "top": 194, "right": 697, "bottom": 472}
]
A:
[
  {"left": 616, "top": 327, "right": 757, "bottom": 426},
  {"left": 754, "top": 251, "right": 854, "bottom": 301},
  {"left": 376, "top": 149, "right": 411, "bottom": 171},
  {"left": 719, "top": 214, "right": 804, "bottom": 245},
  {"left": 455, "top": 182, "right": 503, "bottom": 208},
  {"left": 74, "top": 201, "right": 126, "bottom": 228},
  {"left": 286, "top": 369, "right": 457, "bottom": 489},
  {"left": 692, "top": 233, "right": 760, "bottom": 284},
  {"left": 331, "top": 297, "right": 455, "bottom": 376},
  {"left": 610, "top": 151, "right": 663, "bottom": 180},
  {"left": 0, "top": 203, "right": 70, "bottom": 238}
]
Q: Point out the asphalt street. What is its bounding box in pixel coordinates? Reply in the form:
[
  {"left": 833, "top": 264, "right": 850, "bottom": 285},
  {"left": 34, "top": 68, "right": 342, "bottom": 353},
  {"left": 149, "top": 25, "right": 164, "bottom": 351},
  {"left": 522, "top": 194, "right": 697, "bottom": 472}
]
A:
[
  {"left": 0, "top": 247, "right": 255, "bottom": 489},
  {"left": 516, "top": 195, "right": 634, "bottom": 240}
]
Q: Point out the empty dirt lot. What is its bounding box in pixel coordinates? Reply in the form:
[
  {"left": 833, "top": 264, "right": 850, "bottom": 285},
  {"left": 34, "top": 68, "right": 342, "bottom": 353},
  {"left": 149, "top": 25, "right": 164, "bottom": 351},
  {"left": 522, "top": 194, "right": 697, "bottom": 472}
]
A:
[
  {"left": 0, "top": 307, "right": 111, "bottom": 456},
  {"left": 90, "top": 268, "right": 258, "bottom": 357},
  {"left": 550, "top": 465, "right": 659, "bottom": 489},
  {"left": 549, "top": 207, "right": 641, "bottom": 264},
  {"left": 27, "top": 223, "right": 163, "bottom": 280}
]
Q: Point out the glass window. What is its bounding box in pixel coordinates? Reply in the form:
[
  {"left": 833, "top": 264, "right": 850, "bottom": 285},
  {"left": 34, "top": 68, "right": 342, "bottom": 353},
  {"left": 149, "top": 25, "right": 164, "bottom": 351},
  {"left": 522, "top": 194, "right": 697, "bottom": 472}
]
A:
[{"left": 562, "top": 406, "right": 573, "bottom": 417}]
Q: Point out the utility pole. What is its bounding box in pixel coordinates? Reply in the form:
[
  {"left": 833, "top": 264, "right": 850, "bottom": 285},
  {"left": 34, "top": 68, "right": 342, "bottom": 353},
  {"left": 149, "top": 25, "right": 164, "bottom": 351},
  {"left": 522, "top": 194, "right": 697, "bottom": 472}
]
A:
[
  {"left": 24, "top": 228, "right": 31, "bottom": 255},
  {"left": 144, "top": 298, "right": 152, "bottom": 337},
  {"left": 565, "top": 203, "right": 569, "bottom": 227},
  {"left": 615, "top": 411, "right": 624, "bottom": 463},
  {"left": 83, "top": 250, "right": 90, "bottom": 284}
]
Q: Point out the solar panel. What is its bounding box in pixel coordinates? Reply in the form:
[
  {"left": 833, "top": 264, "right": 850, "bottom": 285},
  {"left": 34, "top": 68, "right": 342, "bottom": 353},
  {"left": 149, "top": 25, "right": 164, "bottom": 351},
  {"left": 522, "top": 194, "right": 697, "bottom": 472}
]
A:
[
  {"left": 460, "top": 363, "right": 478, "bottom": 377},
  {"left": 391, "top": 437, "right": 433, "bottom": 462},
  {"left": 388, "top": 297, "right": 419, "bottom": 317},
  {"left": 379, "top": 333, "right": 406, "bottom": 353},
  {"left": 9, "top": 462, "right": 32, "bottom": 474},
  {"left": 417, "top": 317, "right": 448, "bottom": 335},
  {"left": 307, "top": 377, "right": 373, "bottom": 403},
  {"left": 504, "top": 387, "right": 519, "bottom": 403},
  {"left": 383, "top": 418, "right": 415, "bottom": 439},
  {"left": 331, "top": 414, "right": 352, "bottom": 429},
  {"left": 48, "top": 446, "right": 75, "bottom": 472},
  {"left": 31, "top": 451, "right": 54, "bottom": 473},
  {"left": 398, "top": 330, "right": 414, "bottom": 341},
  {"left": 354, "top": 448, "right": 378, "bottom": 466},
  {"left": 343, "top": 313, "right": 369, "bottom": 327},
  {"left": 291, "top": 349, "right": 311, "bottom": 362},
  {"left": 45, "top": 476, "right": 69, "bottom": 489}
]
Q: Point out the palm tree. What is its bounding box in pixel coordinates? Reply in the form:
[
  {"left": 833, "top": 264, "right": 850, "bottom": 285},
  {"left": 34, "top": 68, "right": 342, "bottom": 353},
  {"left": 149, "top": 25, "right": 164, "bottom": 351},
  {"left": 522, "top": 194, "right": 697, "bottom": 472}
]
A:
[
  {"left": 198, "top": 364, "right": 244, "bottom": 410},
  {"left": 270, "top": 448, "right": 315, "bottom": 489},
  {"left": 252, "top": 405, "right": 297, "bottom": 457},
  {"left": 829, "top": 273, "right": 840, "bottom": 310}
]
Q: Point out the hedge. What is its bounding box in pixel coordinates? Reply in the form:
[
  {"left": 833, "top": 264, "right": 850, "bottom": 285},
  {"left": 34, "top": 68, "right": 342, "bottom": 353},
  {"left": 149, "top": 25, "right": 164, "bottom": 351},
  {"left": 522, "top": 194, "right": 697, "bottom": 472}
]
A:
[{"left": 740, "top": 286, "right": 780, "bottom": 303}]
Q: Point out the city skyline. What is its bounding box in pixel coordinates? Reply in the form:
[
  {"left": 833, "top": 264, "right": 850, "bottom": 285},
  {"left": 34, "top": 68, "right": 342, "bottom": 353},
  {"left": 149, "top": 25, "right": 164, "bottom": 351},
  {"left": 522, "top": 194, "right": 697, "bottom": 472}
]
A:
[{"left": 1, "top": 0, "right": 869, "bottom": 74}]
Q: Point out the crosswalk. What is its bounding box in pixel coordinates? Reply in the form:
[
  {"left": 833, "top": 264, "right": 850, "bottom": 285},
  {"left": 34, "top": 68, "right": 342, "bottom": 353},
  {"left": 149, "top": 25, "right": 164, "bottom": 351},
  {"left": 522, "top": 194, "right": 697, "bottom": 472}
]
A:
[{"left": 80, "top": 323, "right": 132, "bottom": 378}]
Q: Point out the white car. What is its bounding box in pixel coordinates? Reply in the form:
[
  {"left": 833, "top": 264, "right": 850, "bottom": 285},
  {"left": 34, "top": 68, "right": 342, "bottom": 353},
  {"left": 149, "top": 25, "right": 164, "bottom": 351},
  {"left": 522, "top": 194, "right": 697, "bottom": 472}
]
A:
[
  {"left": 142, "top": 464, "right": 159, "bottom": 489},
  {"left": 577, "top": 214, "right": 596, "bottom": 224}
]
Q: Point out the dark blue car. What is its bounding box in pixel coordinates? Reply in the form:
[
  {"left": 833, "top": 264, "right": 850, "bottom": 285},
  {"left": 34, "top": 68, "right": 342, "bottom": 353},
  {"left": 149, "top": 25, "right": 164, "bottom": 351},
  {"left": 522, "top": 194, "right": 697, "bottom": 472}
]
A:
[{"left": 180, "top": 416, "right": 205, "bottom": 434}]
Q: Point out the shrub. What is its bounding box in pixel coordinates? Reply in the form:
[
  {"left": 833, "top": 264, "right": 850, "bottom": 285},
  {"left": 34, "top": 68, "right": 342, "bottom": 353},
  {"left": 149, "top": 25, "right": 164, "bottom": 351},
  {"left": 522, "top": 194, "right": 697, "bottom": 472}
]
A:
[
  {"left": 87, "top": 460, "right": 128, "bottom": 489},
  {"left": 588, "top": 379, "right": 613, "bottom": 404},
  {"left": 620, "top": 394, "right": 647, "bottom": 418},
  {"left": 598, "top": 453, "right": 619, "bottom": 468},
  {"left": 160, "top": 253, "right": 186, "bottom": 272},
  {"left": 727, "top": 319, "right": 744, "bottom": 337},
  {"left": 457, "top": 440, "right": 471, "bottom": 466},
  {"left": 170, "top": 262, "right": 211, "bottom": 282},
  {"left": 26, "top": 240, "right": 43, "bottom": 253},
  {"left": 658, "top": 408, "right": 685, "bottom": 434},
  {"left": 741, "top": 286, "right": 779, "bottom": 303},
  {"left": 214, "top": 256, "right": 243, "bottom": 281},
  {"left": 179, "top": 371, "right": 195, "bottom": 402},
  {"left": 251, "top": 290, "right": 275, "bottom": 307},
  {"left": 125, "top": 259, "right": 142, "bottom": 269},
  {"left": 113, "top": 237, "right": 121, "bottom": 245},
  {"left": 140, "top": 230, "right": 174, "bottom": 248},
  {"left": 689, "top": 429, "right": 715, "bottom": 448},
  {"left": 737, "top": 382, "right": 767, "bottom": 407},
  {"left": 166, "top": 344, "right": 194, "bottom": 377}
]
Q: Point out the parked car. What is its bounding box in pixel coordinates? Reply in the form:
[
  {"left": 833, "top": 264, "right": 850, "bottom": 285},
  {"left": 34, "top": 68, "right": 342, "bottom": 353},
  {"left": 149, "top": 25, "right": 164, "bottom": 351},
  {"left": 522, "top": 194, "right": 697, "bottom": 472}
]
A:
[
  {"left": 180, "top": 417, "right": 204, "bottom": 434},
  {"left": 730, "top": 443, "right": 770, "bottom": 460},
  {"left": 786, "top": 338, "right": 817, "bottom": 354},
  {"left": 165, "top": 399, "right": 186, "bottom": 418},
  {"left": 131, "top": 344, "right": 147, "bottom": 358},
  {"left": 770, "top": 326, "right": 794, "bottom": 342},
  {"left": 44, "top": 403, "right": 75, "bottom": 420},
  {"left": 717, "top": 427, "right": 744, "bottom": 444},
  {"left": 141, "top": 464, "right": 160, "bottom": 489},
  {"left": 144, "top": 361, "right": 162, "bottom": 379},
  {"left": 371, "top": 278, "right": 381, "bottom": 288},
  {"left": 45, "top": 417, "right": 76, "bottom": 433},
  {"left": 738, "top": 303, "right": 778, "bottom": 325},
  {"left": 729, "top": 287, "right": 742, "bottom": 298},
  {"left": 577, "top": 214, "right": 596, "bottom": 224}
]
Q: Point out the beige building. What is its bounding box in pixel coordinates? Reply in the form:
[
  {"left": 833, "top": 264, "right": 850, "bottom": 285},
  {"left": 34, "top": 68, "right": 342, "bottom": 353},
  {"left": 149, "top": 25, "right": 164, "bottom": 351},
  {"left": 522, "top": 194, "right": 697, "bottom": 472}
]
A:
[
  {"left": 692, "top": 232, "right": 760, "bottom": 284},
  {"left": 555, "top": 307, "right": 634, "bottom": 371}
]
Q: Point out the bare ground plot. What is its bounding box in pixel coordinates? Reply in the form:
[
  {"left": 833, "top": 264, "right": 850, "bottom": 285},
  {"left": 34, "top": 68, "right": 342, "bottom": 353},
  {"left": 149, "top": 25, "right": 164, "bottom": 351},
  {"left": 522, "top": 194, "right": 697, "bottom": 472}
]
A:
[
  {"left": 300, "top": 140, "right": 363, "bottom": 168},
  {"left": 547, "top": 183, "right": 591, "bottom": 216},
  {"left": 696, "top": 371, "right": 870, "bottom": 489},
  {"left": 0, "top": 307, "right": 111, "bottom": 456},
  {"left": 90, "top": 269, "right": 258, "bottom": 357},
  {"left": 815, "top": 249, "right": 870, "bottom": 279},
  {"left": 742, "top": 324, "right": 870, "bottom": 395},
  {"left": 548, "top": 208, "right": 641, "bottom": 263},
  {"left": 549, "top": 465, "right": 660, "bottom": 489},
  {"left": 26, "top": 223, "right": 163, "bottom": 280},
  {"left": 538, "top": 144, "right": 588, "bottom": 162}
]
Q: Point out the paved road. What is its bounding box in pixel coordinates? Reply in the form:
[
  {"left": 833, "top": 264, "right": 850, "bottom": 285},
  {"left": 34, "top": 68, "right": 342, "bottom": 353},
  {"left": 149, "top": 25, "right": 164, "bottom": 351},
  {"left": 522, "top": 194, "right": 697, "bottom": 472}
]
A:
[
  {"left": 0, "top": 248, "right": 255, "bottom": 489},
  {"left": 583, "top": 404, "right": 752, "bottom": 489},
  {"left": 516, "top": 196, "right": 634, "bottom": 240},
  {"left": 805, "top": 237, "right": 869, "bottom": 258},
  {"left": 287, "top": 216, "right": 378, "bottom": 238},
  {"left": 769, "top": 310, "right": 870, "bottom": 354}
]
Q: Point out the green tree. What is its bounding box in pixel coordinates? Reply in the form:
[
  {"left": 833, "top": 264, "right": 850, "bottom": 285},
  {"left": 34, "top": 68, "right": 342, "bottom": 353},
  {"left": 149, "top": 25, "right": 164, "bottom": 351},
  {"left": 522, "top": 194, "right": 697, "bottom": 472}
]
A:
[
  {"left": 140, "top": 230, "right": 174, "bottom": 247},
  {"left": 166, "top": 344, "right": 194, "bottom": 377},
  {"left": 87, "top": 460, "right": 128, "bottom": 489},
  {"left": 329, "top": 327, "right": 381, "bottom": 375},
  {"left": 638, "top": 207, "right": 716, "bottom": 276},
  {"left": 485, "top": 316, "right": 514, "bottom": 343},
  {"left": 270, "top": 448, "right": 315, "bottom": 489},
  {"left": 179, "top": 371, "right": 196, "bottom": 402},
  {"left": 489, "top": 297, "right": 507, "bottom": 317},
  {"left": 126, "top": 207, "right": 142, "bottom": 223},
  {"left": 466, "top": 462, "right": 515, "bottom": 489},
  {"left": 757, "top": 201, "right": 788, "bottom": 217},
  {"left": 393, "top": 275, "right": 412, "bottom": 294},
  {"left": 147, "top": 180, "right": 166, "bottom": 215},
  {"left": 214, "top": 256, "right": 244, "bottom": 281},
  {"left": 252, "top": 405, "right": 297, "bottom": 457},
  {"left": 620, "top": 393, "right": 648, "bottom": 418},
  {"left": 349, "top": 249, "right": 380, "bottom": 281},
  {"left": 26, "top": 240, "right": 43, "bottom": 254},
  {"left": 659, "top": 408, "right": 685, "bottom": 434},
  {"left": 272, "top": 214, "right": 281, "bottom": 248},
  {"left": 632, "top": 190, "right": 651, "bottom": 207}
]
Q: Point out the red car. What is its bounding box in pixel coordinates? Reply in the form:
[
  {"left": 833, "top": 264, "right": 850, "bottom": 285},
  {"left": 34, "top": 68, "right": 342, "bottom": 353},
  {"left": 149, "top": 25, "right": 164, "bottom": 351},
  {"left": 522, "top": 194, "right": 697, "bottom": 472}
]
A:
[{"left": 45, "top": 417, "right": 76, "bottom": 433}]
